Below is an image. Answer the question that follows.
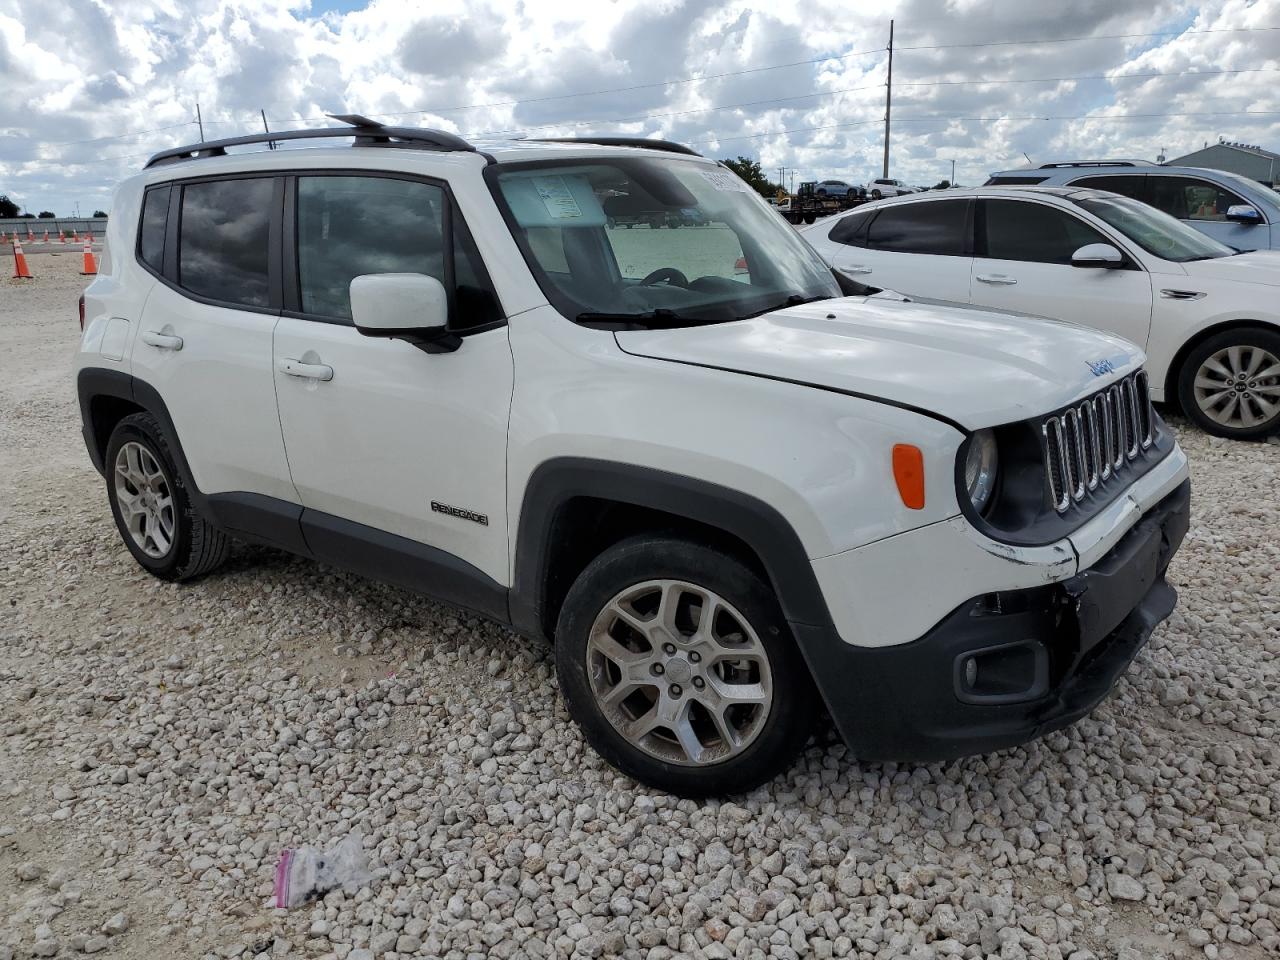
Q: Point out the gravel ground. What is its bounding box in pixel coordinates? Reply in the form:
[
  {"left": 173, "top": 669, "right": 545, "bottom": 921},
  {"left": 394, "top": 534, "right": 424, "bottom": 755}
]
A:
[{"left": 1, "top": 253, "right": 1278, "bottom": 960}]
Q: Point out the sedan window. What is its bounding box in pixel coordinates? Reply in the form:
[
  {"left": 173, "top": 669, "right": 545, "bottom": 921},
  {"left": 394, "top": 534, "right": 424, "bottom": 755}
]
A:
[
  {"left": 977, "top": 199, "right": 1107, "bottom": 264},
  {"left": 865, "top": 200, "right": 968, "bottom": 256}
]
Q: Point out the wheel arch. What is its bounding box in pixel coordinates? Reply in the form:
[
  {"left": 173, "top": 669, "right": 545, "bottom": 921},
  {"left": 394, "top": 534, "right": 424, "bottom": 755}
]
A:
[
  {"left": 510, "top": 458, "right": 836, "bottom": 644},
  {"left": 1163, "top": 318, "right": 1280, "bottom": 410}
]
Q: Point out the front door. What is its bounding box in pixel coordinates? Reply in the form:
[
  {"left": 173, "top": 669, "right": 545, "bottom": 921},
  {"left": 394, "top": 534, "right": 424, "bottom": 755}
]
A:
[
  {"left": 272, "top": 173, "right": 513, "bottom": 586},
  {"left": 969, "top": 198, "right": 1153, "bottom": 350}
]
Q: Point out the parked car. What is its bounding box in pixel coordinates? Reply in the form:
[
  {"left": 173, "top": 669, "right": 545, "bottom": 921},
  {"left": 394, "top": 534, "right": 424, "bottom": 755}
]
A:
[
  {"left": 813, "top": 179, "right": 864, "bottom": 199},
  {"left": 867, "top": 178, "right": 914, "bottom": 199},
  {"left": 986, "top": 161, "right": 1280, "bottom": 251},
  {"left": 76, "top": 125, "right": 1190, "bottom": 795},
  {"left": 800, "top": 186, "right": 1280, "bottom": 439}
]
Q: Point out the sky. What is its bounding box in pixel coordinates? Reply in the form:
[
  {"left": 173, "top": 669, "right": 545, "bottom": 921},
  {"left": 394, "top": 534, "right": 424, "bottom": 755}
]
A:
[{"left": 0, "top": 0, "right": 1278, "bottom": 215}]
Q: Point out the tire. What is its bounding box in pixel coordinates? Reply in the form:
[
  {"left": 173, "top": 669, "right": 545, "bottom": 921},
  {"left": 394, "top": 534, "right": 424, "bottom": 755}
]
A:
[
  {"left": 1175, "top": 326, "right": 1280, "bottom": 440},
  {"left": 803, "top": 213, "right": 816, "bottom": 224},
  {"left": 870, "top": 189, "right": 882, "bottom": 200},
  {"left": 816, "top": 190, "right": 828, "bottom": 198},
  {"left": 846, "top": 189, "right": 856, "bottom": 199},
  {"left": 104, "top": 412, "right": 231, "bottom": 581},
  {"left": 554, "top": 535, "right": 818, "bottom": 796}
]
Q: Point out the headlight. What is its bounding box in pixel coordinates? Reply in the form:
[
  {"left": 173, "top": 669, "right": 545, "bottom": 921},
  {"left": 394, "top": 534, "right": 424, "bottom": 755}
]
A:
[{"left": 964, "top": 429, "right": 999, "bottom": 513}]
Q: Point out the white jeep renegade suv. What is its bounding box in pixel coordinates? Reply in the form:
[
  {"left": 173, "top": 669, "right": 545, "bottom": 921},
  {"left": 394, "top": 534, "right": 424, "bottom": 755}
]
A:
[{"left": 75, "top": 118, "right": 1191, "bottom": 795}]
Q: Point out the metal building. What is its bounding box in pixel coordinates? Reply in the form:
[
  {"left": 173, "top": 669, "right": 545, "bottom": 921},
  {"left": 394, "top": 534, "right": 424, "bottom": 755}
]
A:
[{"left": 1168, "top": 141, "right": 1280, "bottom": 188}]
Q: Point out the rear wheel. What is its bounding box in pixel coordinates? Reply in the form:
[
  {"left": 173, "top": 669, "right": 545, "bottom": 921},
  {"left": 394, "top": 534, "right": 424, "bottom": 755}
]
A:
[
  {"left": 105, "top": 413, "right": 230, "bottom": 580},
  {"left": 1176, "top": 327, "right": 1280, "bottom": 439},
  {"left": 870, "top": 189, "right": 882, "bottom": 200},
  {"left": 554, "top": 536, "right": 818, "bottom": 796}
]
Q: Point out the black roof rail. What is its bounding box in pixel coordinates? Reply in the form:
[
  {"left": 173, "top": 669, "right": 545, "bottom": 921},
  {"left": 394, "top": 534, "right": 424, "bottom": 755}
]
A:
[
  {"left": 144, "top": 114, "right": 475, "bottom": 169},
  {"left": 527, "top": 136, "right": 702, "bottom": 157},
  {"left": 1036, "top": 160, "right": 1148, "bottom": 169}
]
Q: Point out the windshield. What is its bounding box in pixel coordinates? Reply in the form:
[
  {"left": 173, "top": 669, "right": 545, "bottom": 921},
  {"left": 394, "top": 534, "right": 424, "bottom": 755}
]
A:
[
  {"left": 1076, "top": 195, "right": 1234, "bottom": 262},
  {"left": 491, "top": 156, "right": 839, "bottom": 325}
]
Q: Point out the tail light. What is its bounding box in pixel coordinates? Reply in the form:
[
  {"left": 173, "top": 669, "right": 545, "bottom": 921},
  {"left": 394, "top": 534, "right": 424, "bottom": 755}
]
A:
[{"left": 78, "top": 294, "right": 85, "bottom": 331}]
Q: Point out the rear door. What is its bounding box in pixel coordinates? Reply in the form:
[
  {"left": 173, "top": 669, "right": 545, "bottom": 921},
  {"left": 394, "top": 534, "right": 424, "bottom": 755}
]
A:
[
  {"left": 131, "top": 176, "right": 296, "bottom": 502},
  {"left": 969, "top": 197, "right": 1153, "bottom": 348},
  {"left": 830, "top": 198, "right": 972, "bottom": 303}
]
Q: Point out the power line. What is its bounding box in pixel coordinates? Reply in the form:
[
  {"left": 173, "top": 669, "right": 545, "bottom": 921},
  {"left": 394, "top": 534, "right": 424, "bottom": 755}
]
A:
[{"left": 895, "top": 25, "right": 1280, "bottom": 52}]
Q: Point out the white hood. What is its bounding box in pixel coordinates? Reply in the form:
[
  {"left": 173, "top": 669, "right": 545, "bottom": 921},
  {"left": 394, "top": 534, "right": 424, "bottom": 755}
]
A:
[
  {"left": 615, "top": 296, "right": 1145, "bottom": 431},
  {"left": 1179, "top": 250, "right": 1280, "bottom": 287}
]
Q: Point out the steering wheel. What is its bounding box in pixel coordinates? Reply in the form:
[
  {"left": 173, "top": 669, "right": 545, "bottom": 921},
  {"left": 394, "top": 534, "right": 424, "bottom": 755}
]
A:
[{"left": 639, "top": 267, "right": 690, "bottom": 287}]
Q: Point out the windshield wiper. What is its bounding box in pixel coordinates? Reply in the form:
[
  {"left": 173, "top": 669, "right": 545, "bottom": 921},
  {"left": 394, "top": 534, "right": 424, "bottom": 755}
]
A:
[
  {"left": 740, "top": 293, "right": 833, "bottom": 320},
  {"left": 576, "top": 308, "right": 717, "bottom": 330}
]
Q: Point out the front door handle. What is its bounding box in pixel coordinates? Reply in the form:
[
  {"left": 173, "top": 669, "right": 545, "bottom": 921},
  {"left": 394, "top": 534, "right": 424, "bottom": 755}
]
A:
[
  {"left": 839, "top": 265, "right": 873, "bottom": 276},
  {"left": 976, "top": 274, "right": 1017, "bottom": 285},
  {"left": 141, "top": 330, "right": 183, "bottom": 351},
  {"left": 278, "top": 358, "right": 334, "bottom": 382}
]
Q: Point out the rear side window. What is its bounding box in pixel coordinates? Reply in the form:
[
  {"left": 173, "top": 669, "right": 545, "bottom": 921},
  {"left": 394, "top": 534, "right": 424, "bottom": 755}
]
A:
[
  {"left": 827, "top": 209, "right": 873, "bottom": 246},
  {"left": 296, "top": 175, "right": 502, "bottom": 329},
  {"left": 978, "top": 199, "right": 1107, "bottom": 264},
  {"left": 178, "top": 178, "right": 273, "bottom": 308},
  {"left": 138, "top": 185, "right": 170, "bottom": 272},
  {"left": 1071, "top": 175, "right": 1147, "bottom": 201},
  {"left": 866, "top": 200, "right": 967, "bottom": 255},
  {"left": 984, "top": 175, "right": 1050, "bottom": 186}
]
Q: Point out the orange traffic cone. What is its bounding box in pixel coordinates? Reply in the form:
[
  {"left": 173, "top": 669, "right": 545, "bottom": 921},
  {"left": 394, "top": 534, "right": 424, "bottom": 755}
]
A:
[
  {"left": 58, "top": 230, "right": 66, "bottom": 244},
  {"left": 12, "top": 239, "right": 33, "bottom": 279},
  {"left": 42, "top": 229, "right": 50, "bottom": 243},
  {"left": 70, "top": 229, "right": 79, "bottom": 242},
  {"left": 80, "top": 237, "right": 97, "bottom": 275},
  {"left": 26, "top": 229, "right": 35, "bottom": 243}
]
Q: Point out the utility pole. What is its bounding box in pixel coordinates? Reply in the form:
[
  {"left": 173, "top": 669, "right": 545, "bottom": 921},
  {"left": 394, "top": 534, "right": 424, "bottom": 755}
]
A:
[
  {"left": 882, "top": 19, "right": 894, "bottom": 179},
  {"left": 196, "top": 103, "right": 205, "bottom": 141},
  {"left": 950, "top": 159, "right": 956, "bottom": 185}
]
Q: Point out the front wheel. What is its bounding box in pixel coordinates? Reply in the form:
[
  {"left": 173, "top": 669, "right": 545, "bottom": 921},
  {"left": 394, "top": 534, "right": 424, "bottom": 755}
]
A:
[
  {"left": 554, "top": 536, "right": 818, "bottom": 797},
  {"left": 105, "top": 412, "right": 230, "bottom": 580},
  {"left": 1176, "top": 327, "right": 1280, "bottom": 439},
  {"left": 870, "top": 189, "right": 882, "bottom": 200}
]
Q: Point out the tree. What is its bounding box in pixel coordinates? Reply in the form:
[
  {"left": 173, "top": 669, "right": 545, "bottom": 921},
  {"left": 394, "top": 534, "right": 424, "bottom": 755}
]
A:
[
  {"left": 93, "top": 210, "right": 108, "bottom": 218},
  {"left": 0, "top": 195, "right": 18, "bottom": 218},
  {"left": 38, "top": 211, "right": 56, "bottom": 219},
  {"left": 932, "top": 180, "right": 951, "bottom": 190},
  {"left": 720, "top": 157, "right": 784, "bottom": 198}
]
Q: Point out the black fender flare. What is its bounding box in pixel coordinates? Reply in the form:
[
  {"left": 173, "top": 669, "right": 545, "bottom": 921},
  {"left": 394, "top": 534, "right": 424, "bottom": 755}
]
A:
[{"left": 509, "top": 457, "right": 839, "bottom": 643}]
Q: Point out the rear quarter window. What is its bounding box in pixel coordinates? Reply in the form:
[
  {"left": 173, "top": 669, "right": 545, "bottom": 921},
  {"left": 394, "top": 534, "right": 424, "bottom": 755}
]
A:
[{"left": 137, "top": 185, "right": 170, "bottom": 273}]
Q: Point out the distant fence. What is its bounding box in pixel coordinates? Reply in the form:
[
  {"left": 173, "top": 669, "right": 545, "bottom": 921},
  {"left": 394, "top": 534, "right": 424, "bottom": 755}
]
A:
[{"left": 0, "top": 218, "right": 107, "bottom": 238}]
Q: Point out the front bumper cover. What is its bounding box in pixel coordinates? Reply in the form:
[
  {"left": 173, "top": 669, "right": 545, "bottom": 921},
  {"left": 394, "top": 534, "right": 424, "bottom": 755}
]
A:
[{"left": 796, "top": 478, "right": 1191, "bottom": 763}]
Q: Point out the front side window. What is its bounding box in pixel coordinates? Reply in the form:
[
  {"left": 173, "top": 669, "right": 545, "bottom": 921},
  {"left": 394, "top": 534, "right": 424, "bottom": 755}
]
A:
[
  {"left": 179, "top": 178, "right": 272, "bottom": 307},
  {"left": 1147, "top": 176, "right": 1247, "bottom": 222},
  {"left": 866, "top": 200, "right": 967, "bottom": 255},
  {"left": 1075, "top": 195, "right": 1233, "bottom": 262},
  {"left": 978, "top": 199, "right": 1107, "bottom": 264},
  {"left": 491, "top": 158, "right": 838, "bottom": 326},
  {"left": 138, "top": 185, "right": 170, "bottom": 272},
  {"left": 295, "top": 175, "right": 501, "bottom": 328}
]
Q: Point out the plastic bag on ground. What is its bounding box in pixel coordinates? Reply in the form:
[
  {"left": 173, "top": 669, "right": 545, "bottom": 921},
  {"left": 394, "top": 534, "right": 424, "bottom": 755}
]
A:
[{"left": 274, "top": 833, "right": 372, "bottom": 909}]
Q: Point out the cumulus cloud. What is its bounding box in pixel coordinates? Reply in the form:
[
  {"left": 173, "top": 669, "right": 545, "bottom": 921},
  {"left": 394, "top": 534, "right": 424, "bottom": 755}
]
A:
[{"left": 0, "top": 0, "right": 1277, "bottom": 214}]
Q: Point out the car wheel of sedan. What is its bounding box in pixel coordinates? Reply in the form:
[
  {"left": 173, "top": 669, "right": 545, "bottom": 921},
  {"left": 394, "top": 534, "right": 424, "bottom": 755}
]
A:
[
  {"left": 554, "top": 536, "right": 818, "bottom": 797},
  {"left": 1177, "top": 326, "right": 1280, "bottom": 439},
  {"left": 870, "top": 189, "right": 882, "bottom": 200}
]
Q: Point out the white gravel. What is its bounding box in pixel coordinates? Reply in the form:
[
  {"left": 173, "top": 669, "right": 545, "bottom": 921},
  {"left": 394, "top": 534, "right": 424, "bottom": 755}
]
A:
[{"left": 1, "top": 254, "right": 1278, "bottom": 960}]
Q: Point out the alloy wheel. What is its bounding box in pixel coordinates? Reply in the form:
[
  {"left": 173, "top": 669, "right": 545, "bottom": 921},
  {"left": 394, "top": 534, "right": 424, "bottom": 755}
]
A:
[
  {"left": 1192, "top": 344, "right": 1280, "bottom": 430},
  {"left": 585, "top": 579, "right": 773, "bottom": 766},
  {"left": 113, "top": 441, "right": 176, "bottom": 558}
]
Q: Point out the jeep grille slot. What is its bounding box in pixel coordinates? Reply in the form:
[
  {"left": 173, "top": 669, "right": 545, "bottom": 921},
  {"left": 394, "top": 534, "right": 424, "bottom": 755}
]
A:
[{"left": 1040, "top": 370, "right": 1155, "bottom": 514}]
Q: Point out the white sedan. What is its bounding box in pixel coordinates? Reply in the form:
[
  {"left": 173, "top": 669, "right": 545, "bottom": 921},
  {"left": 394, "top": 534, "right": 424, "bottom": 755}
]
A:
[{"left": 801, "top": 185, "right": 1280, "bottom": 439}]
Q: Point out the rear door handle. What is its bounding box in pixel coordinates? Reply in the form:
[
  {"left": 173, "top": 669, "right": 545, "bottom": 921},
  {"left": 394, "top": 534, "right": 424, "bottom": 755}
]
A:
[
  {"left": 976, "top": 274, "right": 1017, "bottom": 285},
  {"left": 141, "top": 330, "right": 183, "bottom": 351},
  {"left": 278, "top": 358, "right": 334, "bottom": 382}
]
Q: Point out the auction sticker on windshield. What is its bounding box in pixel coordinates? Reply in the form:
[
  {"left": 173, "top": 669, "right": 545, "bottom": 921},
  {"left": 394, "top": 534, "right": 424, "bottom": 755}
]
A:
[
  {"left": 532, "top": 177, "right": 583, "bottom": 219},
  {"left": 700, "top": 170, "right": 752, "bottom": 192}
]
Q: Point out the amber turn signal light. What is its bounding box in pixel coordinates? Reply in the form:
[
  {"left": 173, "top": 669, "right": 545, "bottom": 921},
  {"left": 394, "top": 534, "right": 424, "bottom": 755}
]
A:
[{"left": 892, "top": 444, "right": 925, "bottom": 510}]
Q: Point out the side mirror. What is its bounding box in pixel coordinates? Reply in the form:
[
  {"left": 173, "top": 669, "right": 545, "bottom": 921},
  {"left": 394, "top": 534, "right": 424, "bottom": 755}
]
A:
[
  {"left": 1071, "top": 243, "right": 1124, "bottom": 269},
  {"left": 350, "top": 273, "right": 459, "bottom": 353},
  {"left": 1225, "top": 204, "right": 1262, "bottom": 224}
]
